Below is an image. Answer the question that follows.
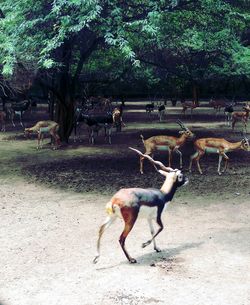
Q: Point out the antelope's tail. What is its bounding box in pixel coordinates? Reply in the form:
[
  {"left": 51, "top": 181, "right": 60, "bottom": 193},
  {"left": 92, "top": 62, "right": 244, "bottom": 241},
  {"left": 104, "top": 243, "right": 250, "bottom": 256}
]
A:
[{"left": 105, "top": 201, "right": 115, "bottom": 215}]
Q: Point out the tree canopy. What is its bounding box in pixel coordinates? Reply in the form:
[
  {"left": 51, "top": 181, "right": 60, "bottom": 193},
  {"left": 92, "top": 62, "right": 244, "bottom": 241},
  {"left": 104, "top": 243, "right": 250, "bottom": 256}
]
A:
[{"left": 0, "top": 0, "right": 250, "bottom": 140}]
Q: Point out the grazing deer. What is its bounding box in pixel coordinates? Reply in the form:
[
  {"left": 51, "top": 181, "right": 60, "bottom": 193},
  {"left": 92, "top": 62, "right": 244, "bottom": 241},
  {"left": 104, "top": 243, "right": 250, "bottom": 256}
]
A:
[
  {"left": 24, "top": 120, "right": 60, "bottom": 149},
  {"left": 158, "top": 104, "right": 166, "bottom": 122},
  {"left": 93, "top": 147, "right": 188, "bottom": 264},
  {"left": 181, "top": 99, "right": 199, "bottom": 116},
  {"left": 0, "top": 111, "right": 6, "bottom": 131},
  {"left": 189, "top": 136, "right": 249, "bottom": 175},
  {"left": 232, "top": 103, "right": 250, "bottom": 133},
  {"left": 224, "top": 104, "right": 234, "bottom": 126},
  {"left": 139, "top": 120, "right": 195, "bottom": 174}
]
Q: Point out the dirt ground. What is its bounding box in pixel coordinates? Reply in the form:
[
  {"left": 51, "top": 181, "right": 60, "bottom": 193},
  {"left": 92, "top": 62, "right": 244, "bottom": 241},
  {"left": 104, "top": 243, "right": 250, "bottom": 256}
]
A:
[{"left": 0, "top": 101, "right": 249, "bottom": 305}]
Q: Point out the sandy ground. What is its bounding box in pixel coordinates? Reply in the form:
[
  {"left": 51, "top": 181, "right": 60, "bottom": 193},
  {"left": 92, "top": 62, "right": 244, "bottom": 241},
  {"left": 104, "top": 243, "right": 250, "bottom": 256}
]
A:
[{"left": 0, "top": 102, "right": 250, "bottom": 305}]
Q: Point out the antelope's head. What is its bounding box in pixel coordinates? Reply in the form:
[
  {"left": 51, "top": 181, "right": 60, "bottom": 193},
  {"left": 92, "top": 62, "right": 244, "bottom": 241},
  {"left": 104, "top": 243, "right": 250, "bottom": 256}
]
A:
[
  {"left": 241, "top": 137, "right": 249, "bottom": 151},
  {"left": 243, "top": 103, "right": 250, "bottom": 112},
  {"left": 24, "top": 127, "right": 32, "bottom": 138},
  {"left": 176, "top": 120, "right": 195, "bottom": 139}
]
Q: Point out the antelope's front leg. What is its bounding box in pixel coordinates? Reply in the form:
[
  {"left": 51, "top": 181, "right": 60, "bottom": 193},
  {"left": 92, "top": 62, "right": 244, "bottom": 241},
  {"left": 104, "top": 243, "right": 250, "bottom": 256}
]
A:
[
  {"left": 144, "top": 218, "right": 161, "bottom": 252},
  {"left": 221, "top": 152, "right": 229, "bottom": 173},
  {"left": 175, "top": 148, "right": 183, "bottom": 169},
  {"left": 142, "top": 208, "right": 164, "bottom": 249},
  {"left": 37, "top": 132, "right": 41, "bottom": 149},
  {"left": 217, "top": 154, "right": 223, "bottom": 175}
]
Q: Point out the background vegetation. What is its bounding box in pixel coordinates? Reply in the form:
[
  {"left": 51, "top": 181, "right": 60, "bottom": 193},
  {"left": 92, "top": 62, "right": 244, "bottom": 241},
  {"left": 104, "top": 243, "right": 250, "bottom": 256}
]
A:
[{"left": 0, "top": 0, "right": 250, "bottom": 140}]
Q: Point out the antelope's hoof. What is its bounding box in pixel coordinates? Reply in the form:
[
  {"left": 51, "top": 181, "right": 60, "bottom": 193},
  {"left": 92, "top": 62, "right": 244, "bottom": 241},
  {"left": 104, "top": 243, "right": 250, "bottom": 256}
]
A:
[
  {"left": 154, "top": 247, "right": 161, "bottom": 253},
  {"left": 142, "top": 241, "right": 151, "bottom": 248},
  {"left": 93, "top": 256, "right": 99, "bottom": 264},
  {"left": 218, "top": 172, "right": 222, "bottom": 176},
  {"left": 129, "top": 258, "right": 137, "bottom": 264}
]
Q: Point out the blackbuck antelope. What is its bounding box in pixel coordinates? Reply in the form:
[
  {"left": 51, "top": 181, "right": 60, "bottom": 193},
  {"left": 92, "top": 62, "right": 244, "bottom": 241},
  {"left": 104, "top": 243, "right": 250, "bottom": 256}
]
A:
[
  {"left": 74, "top": 110, "right": 114, "bottom": 144},
  {"left": 112, "top": 105, "right": 126, "bottom": 132},
  {"left": 145, "top": 102, "right": 154, "bottom": 117},
  {"left": 24, "top": 120, "right": 60, "bottom": 149},
  {"left": 158, "top": 104, "right": 166, "bottom": 122},
  {"left": 232, "top": 104, "right": 250, "bottom": 133},
  {"left": 139, "top": 120, "right": 195, "bottom": 174},
  {"left": 209, "top": 98, "right": 227, "bottom": 114},
  {"left": 0, "top": 111, "right": 6, "bottom": 131},
  {"left": 189, "top": 137, "right": 249, "bottom": 175},
  {"left": 93, "top": 147, "right": 188, "bottom": 264},
  {"left": 74, "top": 106, "right": 124, "bottom": 143},
  {"left": 5, "top": 100, "right": 31, "bottom": 127},
  {"left": 181, "top": 99, "right": 199, "bottom": 116},
  {"left": 224, "top": 104, "right": 234, "bottom": 126}
]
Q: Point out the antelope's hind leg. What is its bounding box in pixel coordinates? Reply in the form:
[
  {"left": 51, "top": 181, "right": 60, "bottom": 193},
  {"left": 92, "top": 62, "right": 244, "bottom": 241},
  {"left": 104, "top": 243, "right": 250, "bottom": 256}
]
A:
[
  {"left": 93, "top": 215, "right": 116, "bottom": 264},
  {"left": 119, "top": 207, "right": 139, "bottom": 263}
]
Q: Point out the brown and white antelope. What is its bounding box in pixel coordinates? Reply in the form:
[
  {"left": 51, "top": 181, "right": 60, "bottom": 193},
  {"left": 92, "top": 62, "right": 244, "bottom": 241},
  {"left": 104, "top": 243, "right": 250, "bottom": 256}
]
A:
[
  {"left": 112, "top": 105, "right": 126, "bottom": 132},
  {"left": 181, "top": 99, "right": 199, "bottom": 116},
  {"left": 231, "top": 103, "right": 250, "bottom": 133},
  {"left": 93, "top": 147, "right": 188, "bottom": 264},
  {"left": 139, "top": 120, "right": 195, "bottom": 174},
  {"left": 209, "top": 98, "right": 227, "bottom": 114},
  {"left": 189, "top": 137, "right": 249, "bottom": 175},
  {"left": 24, "top": 120, "right": 60, "bottom": 149}
]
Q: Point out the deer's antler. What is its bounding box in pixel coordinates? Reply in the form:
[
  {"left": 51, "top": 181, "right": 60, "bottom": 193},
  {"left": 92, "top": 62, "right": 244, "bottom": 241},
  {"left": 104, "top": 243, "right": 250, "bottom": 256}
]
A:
[{"left": 129, "top": 147, "right": 175, "bottom": 172}]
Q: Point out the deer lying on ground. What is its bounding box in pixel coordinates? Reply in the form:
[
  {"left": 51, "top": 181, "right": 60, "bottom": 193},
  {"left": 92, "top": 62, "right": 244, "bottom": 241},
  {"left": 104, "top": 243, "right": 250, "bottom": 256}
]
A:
[
  {"left": 24, "top": 120, "right": 60, "bottom": 149},
  {"left": 0, "top": 111, "right": 6, "bottom": 131},
  {"left": 93, "top": 147, "right": 188, "bottom": 264},
  {"left": 181, "top": 99, "right": 199, "bottom": 117},
  {"left": 231, "top": 103, "right": 250, "bottom": 133},
  {"left": 139, "top": 120, "right": 195, "bottom": 174},
  {"left": 189, "top": 136, "right": 249, "bottom": 175}
]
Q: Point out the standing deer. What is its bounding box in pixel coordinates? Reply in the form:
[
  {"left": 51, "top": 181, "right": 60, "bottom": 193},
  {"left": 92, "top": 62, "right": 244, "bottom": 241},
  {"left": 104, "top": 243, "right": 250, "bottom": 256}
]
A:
[
  {"left": 93, "top": 147, "right": 188, "bottom": 264},
  {"left": 139, "top": 120, "right": 195, "bottom": 173},
  {"left": 24, "top": 120, "right": 60, "bottom": 149},
  {"left": 209, "top": 98, "right": 227, "bottom": 114},
  {"left": 181, "top": 99, "right": 199, "bottom": 117},
  {"left": 112, "top": 105, "right": 126, "bottom": 132},
  {"left": 158, "top": 104, "right": 166, "bottom": 122},
  {"left": 224, "top": 104, "right": 234, "bottom": 126},
  {"left": 231, "top": 103, "right": 250, "bottom": 133},
  {"left": 5, "top": 99, "right": 31, "bottom": 127},
  {"left": 145, "top": 102, "right": 154, "bottom": 118},
  {"left": 189, "top": 137, "right": 249, "bottom": 175}
]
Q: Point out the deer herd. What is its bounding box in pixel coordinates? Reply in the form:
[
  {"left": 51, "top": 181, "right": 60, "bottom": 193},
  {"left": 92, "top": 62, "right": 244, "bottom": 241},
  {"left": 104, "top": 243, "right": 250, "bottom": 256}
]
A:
[{"left": 0, "top": 96, "right": 249, "bottom": 265}]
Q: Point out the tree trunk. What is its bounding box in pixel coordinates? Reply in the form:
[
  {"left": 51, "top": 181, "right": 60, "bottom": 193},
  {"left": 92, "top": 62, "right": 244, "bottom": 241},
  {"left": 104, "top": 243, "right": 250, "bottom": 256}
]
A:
[{"left": 192, "top": 83, "right": 199, "bottom": 106}]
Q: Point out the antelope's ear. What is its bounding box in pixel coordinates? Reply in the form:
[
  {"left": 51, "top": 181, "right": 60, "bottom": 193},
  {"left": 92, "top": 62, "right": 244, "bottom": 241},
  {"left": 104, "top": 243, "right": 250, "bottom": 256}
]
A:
[{"left": 179, "top": 130, "right": 185, "bottom": 134}]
